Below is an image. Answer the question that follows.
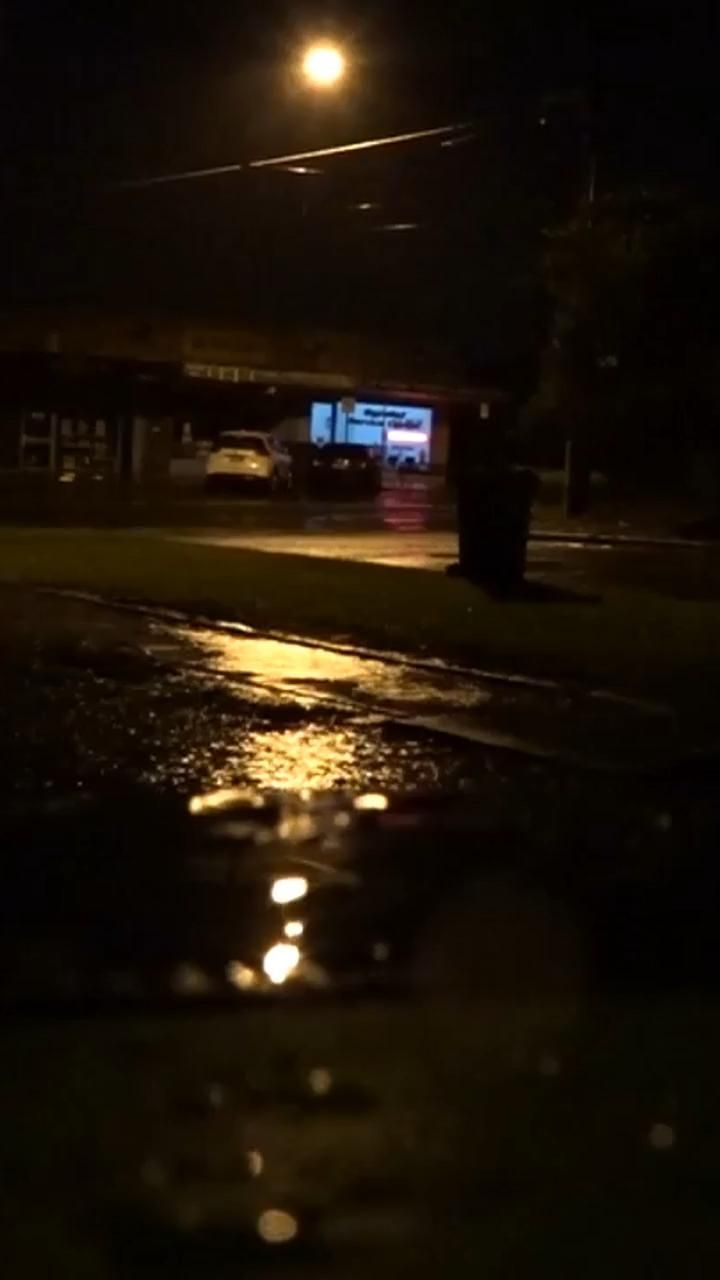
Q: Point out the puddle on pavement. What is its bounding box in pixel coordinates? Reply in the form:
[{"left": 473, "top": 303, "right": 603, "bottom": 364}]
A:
[
  {"left": 2, "top": 661, "right": 476, "bottom": 796},
  {"left": 168, "top": 625, "right": 698, "bottom": 769},
  {"left": 174, "top": 626, "right": 492, "bottom": 714},
  {"left": 0, "top": 594, "right": 487, "bottom": 797},
  {"left": 141, "top": 718, "right": 464, "bottom": 795},
  {"left": 0, "top": 589, "right": 711, "bottom": 797}
]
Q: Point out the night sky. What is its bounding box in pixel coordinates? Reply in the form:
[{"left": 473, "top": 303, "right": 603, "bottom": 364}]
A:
[{"left": 0, "top": 2, "right": 717, "bottom": 361}]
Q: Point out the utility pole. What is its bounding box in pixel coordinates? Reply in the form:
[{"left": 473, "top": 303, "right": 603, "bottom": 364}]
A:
[{"left": 563, "top": 107, "right": 597, "bottom": 518}]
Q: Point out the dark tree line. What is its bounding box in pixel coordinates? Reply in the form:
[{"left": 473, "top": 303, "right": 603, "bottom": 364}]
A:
[{"left": 525, "top": 189, "right": 720, "bottom": 503}]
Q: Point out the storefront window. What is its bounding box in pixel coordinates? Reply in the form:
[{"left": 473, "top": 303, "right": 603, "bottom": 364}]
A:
[
  {"left": 310, "top": 402, "right": 334, "bottom": 446},
  {"left": 311, "top": 400, "right": 432, "bottom": 464}
]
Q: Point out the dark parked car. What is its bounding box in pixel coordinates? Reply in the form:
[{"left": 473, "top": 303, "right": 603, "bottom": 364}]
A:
[
  {"left": 309, "top": 443, "right": 382, "bottom": 498},
  {"left": 284, "top": 440, "right": 319, "bottom": 496}
]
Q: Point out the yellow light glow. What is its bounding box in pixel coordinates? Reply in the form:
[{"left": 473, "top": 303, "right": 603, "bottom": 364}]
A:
[
  {"left": 188, "top": 788, "right": 262, "bottom": 816},
  {"left": 243, "top": 725, "right": 362, "bottom": 792},
  {"left": 263, "top": 942, "right": 300, "bottom": 985},
  {"left": 270, "top": 876, "right": 308, "bottom": 905},
  {"left": 227, "top": 960, "right": 257, "bottom": 990},
  {"left": 308, "top": 1066, "right": 333, "bottom": 1096},
  {"left": 648, "top": 1122, "right": 675, "bottom": 1151},
  {"left": 302, "top": 43, "right": 346, "bottom": 88},
  {"left": 353, "top": 793, "right": 389, "bottom": 812},
  {"left": 171, "top": 963, "right": 211, "bottom": 995},
  {"left": 284, "top": 920, "right": 304, "bottom": 939},
  {"left": 278, "top": 813, "right": 317, "bottom": 843},
  {"left": 257, "top": 1208, "right": 299, "bottom": 1244}
]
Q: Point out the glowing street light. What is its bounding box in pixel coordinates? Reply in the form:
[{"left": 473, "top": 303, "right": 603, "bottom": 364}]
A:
[
  {"left": 301, "top": 43, "right": 346, "bottom": 89},
  {"left": 263, "top": 942, "right": 300, "bottom": 985}
]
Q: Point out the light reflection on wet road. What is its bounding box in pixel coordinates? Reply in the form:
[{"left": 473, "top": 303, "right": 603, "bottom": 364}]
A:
[
  {"left": 171, "top": 529, "right": 457, "bottom": 570},
  {"left": 140, "top": 713, "right": 460, "bottom": 797},
  {"left": 165, "top": 622, "right": 700, "bottom": 773},
  {"left": 231, "top": 724, "right": 379, "bottom": 792},
  {"left": 1, "top": 589, "right": 490, "bottom": 797},
  {"left": 0, "top": 588, "right": 708, "bottom": 800},
  {"left": 135, "top": 623, "right": 498, "bottom": 793},
  {"left": 179, "top": 626, "right": 492, "bottom": 713}
]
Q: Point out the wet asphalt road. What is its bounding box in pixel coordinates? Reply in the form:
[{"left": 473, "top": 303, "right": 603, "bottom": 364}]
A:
[
  {"left": 3, "top": 488, "right": 720, "bottom": 795},
  {"left": 0, "top": 589, "right": 485, "bottom": 798},
  {"left": 5, "top": 500, "right": 720, "bottom": 1280},
  {"left": 0, "top": 586, "right": 713, "bottom": 804}
]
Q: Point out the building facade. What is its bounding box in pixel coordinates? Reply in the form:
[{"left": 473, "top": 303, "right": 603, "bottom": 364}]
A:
[{"left": 0, "top": 309, "right": 506, "bottom": 483}]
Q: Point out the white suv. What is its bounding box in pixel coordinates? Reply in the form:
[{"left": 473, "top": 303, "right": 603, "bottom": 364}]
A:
[{"left": 206, "top": 431, "right": 292, "bottom": 494}]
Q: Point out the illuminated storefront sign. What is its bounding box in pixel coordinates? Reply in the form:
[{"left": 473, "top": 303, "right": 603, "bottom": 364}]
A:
[
  {"left": 311, "top": 401, "right": 433, "bottom": 458},
  {"left": 386, "top": 428, "right": 429, "bottom": 445}
]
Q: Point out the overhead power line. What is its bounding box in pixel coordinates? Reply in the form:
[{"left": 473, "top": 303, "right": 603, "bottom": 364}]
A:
[
  {"left": 117, "top": 162, "right": 244, "bottom": 189},
  {"left": 115, "top": 122, "right": 470, "bottom": 190}
]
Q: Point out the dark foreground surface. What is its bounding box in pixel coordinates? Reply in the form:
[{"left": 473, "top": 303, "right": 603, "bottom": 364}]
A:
[
  {"left": 3, "top": 587, "right": 720, "bottom": 1277},
  {"left": 5, "top": 777, "right": 720, "bottom": 1278}
]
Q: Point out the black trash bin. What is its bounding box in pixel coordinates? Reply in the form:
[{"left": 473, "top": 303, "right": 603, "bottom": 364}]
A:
[{"left": 453, "top": 466, "right": 539, "bottom": 595}]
